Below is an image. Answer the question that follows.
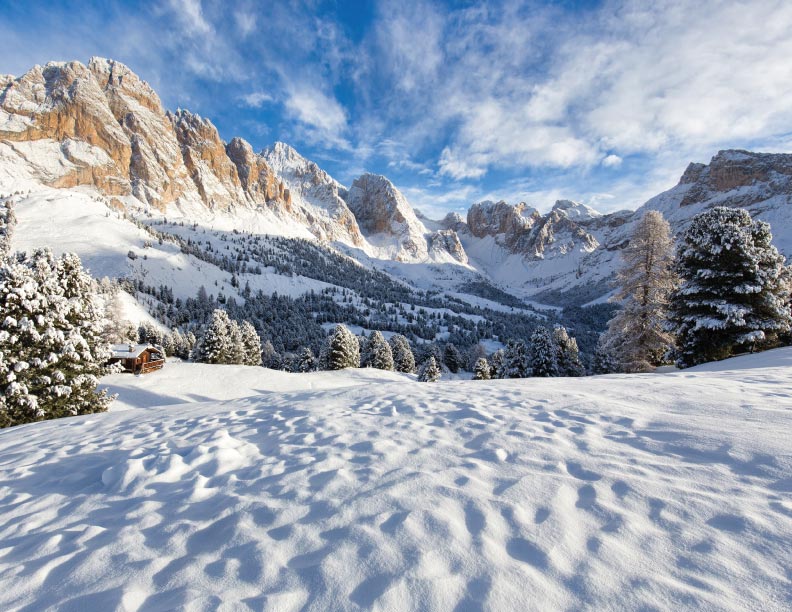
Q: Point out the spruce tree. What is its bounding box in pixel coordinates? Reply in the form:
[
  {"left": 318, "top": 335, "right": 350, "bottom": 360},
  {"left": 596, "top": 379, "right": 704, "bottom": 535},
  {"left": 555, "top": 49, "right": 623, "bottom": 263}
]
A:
[
  {"left": 605, "top": 210, "right": 678, "bottom": 372},
  {"left": 473, "top": 357, "right": 491, "bottom": 380},
  {"left": 0, "top": 249, "right": 114, "bottom": 427},
  {"left": 240, "top": 321, "right": 262, "bottom": 366},
  {"left": 418, "top": 356, "right": 441, "bottom": 382},
  {"left": 297, "top": 347, "right": 317, "bottom": 372},
  {"left": 322, "top": 324, "right": 360, "bottom": 370},
  {"left": 443, "top": 343, "right": 463, "bottom": 373},
  {"left": 668, "top": 207, "right": 791, "bottom": 367},
  {"left": 592, "top": 333, "right": 619, "bottom": 374},
  {"left": 197, "top": 309, "right": 233, "bottom": 364},
  {"left": 504, "top": 339, "right": 530, "bottom": 378},
  {"left": 530, "top": 327, "right": 558, "bottom": 377},
  {"left": 389, "top": 334, "right": 416, "bottom": 373},
  {"left": 489, "top": 349, "right": 506, "bottom": 379},
  {"left": 362, "top": 331, "right": 394, "bottom": 370},
  {"left": 553, "top": 326, "right": 585, "bottom": 376},
  {"left": 0, "top": 200, "right": 15, "bottom": 261}
]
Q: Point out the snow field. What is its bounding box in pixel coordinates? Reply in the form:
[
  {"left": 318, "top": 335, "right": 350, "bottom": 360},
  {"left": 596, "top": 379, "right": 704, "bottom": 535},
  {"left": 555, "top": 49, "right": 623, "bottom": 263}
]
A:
[{"left": 0, "top": 353, "right": 790, "bottom": 610}]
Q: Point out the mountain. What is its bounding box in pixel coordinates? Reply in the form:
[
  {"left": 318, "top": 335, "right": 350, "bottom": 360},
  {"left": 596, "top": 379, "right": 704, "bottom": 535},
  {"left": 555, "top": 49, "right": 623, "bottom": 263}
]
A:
[{"left": 2, "top": 56, "right": 791, "bottom": 337}]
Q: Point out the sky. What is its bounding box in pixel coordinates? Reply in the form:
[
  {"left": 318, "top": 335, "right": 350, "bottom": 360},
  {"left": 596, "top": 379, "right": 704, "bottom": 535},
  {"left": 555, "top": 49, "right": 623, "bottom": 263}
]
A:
[{"left": 2, "top": 0, "right": 792, "bottom": 218}]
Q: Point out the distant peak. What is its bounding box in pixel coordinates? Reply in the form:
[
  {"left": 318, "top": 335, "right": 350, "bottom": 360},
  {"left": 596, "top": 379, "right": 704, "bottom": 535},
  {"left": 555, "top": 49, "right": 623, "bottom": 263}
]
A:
[{"left": 552, "top": 199, "right": 601, "bottom": 220}]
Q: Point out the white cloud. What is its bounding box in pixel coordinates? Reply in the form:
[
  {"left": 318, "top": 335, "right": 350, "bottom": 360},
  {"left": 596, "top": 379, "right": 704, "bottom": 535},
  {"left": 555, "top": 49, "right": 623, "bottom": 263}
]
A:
[
  {"left": 284, "top": 85, "right": 349, "bottom": 149},
  {"left": 602, "top": 154, "right": 622, "bottom": 168},
  {"left": 240, "top": 91, "right": 273, "bottom": 108}
]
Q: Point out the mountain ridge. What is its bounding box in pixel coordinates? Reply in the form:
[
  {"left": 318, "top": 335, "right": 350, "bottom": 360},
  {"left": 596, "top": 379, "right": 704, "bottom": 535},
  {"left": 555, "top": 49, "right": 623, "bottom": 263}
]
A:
[{"left": 2, "top": 57, "right": 792, "bottom": 308}]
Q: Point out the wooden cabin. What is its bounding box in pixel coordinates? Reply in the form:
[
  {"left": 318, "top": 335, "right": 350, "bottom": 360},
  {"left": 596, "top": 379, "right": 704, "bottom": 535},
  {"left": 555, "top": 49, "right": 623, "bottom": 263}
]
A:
[{"left": 109, "top": 344, "right": 166, "bottom": 374}]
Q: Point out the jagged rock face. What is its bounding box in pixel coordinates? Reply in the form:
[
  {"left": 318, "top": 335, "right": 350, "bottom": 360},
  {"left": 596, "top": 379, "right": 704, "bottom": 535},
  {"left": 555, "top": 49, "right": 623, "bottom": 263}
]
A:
[
  {"left": 0, "top": 60, "right": 133, "bottom": 196},
  {"left": 345, "top": 173, "right": 430, "bottom": 260},
  {"left": 169, "top": 109, "right": 249, "bottom": 211},
  {"left": 467, "top": 201, "right": 541, "bottom": 248},
  {"left": 226, "top": 137, "right": 290, "bottom": 208},
  {"left": 89, "top": 57, "right": 198, "bottom": 208},
  {"left": 429, "top": 229, "right": 468, "bottom": 263},
  {"left": 528, "top": 209, "right": 599, "bottom": 258},
  {"left": 440, "top": 211, "right": 466, "bottom": 233},
  {"left": 676, "top": 150, "right": 792, "bottom": 209},
  {"left": 263, "top": 142, "right": 364, "bottom": 246}
]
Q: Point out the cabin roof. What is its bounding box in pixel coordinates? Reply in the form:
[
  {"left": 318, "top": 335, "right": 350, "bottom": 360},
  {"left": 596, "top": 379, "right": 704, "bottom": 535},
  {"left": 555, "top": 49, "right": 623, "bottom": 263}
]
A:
[{"left": 110, "top": 344, "right": 158, "bottom": 359}]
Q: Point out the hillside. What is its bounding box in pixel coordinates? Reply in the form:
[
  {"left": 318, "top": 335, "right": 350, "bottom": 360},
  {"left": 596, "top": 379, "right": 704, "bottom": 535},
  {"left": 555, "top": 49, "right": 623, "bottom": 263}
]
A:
[{"left": 0, "top": 351, "right": 789, "bottom": 610}]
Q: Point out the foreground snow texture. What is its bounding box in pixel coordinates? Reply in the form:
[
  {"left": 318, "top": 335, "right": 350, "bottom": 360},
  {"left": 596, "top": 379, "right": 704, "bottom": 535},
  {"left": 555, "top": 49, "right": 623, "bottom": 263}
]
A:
[{"left": 1, "top": 354, "right": 791, "bottom": 611}]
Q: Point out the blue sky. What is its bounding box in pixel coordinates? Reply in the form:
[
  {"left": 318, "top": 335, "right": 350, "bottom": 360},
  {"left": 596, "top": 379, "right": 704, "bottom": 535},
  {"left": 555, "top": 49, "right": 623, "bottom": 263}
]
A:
[{"left": 2, "top": 0, "right": 792, "bottom": 217}]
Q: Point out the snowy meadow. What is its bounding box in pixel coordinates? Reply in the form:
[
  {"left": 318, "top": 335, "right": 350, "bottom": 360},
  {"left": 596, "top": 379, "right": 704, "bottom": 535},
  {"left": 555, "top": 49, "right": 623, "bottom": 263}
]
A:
[{"left": 0, "top": 353, "right": 790, "bottom": 610}]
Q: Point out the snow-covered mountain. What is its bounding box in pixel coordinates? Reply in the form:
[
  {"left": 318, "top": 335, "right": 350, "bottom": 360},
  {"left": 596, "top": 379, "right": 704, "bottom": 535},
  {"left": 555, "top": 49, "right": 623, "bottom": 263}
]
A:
[{"left": 2, "top": 57, "right": 792, "bottom": 313}]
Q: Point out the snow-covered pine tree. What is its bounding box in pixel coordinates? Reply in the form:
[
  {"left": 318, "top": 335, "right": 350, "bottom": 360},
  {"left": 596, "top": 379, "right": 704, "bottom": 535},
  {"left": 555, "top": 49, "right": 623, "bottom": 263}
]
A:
[
  {"left": 138, "top": 321, "right": 162, "bottom": 346},
  {"left": 605, "top": 210, "right": 678, "bottom": 372},
  {"left": 261, "top": 339, "right": 281, "bottom": 369},
  {"left": 322, "top": 324, "right": 360, "bottom": 370},
  {"left": 504, "top": 339, "right": 531, "bottom": 378},
  {"left": 197, "top": 309, "right": 233, "bottom": 364},
  {"left": 389, "top": 334, "right": 416, "bottom": 373},
  {"left": 473, "top": 357, "right": 491, "bottom": 380},
  {"left": 443, "top": 343, "right": 463, "bottom": 373},
  {"left": 240, "top": 321, "right": 262, "bottom": 366},
  {"left": 227, "top": 320, "right": 245, "bottom": 365},
  {"left": 297, "top": 347, "right": 317, "bottom": 372},
  {"left": 418, "top": 356, "right": 441, "bottom": 382},
  {"left": 530, "top": 327, "right": 559, "bottom": 377},
  {"left": 361, "top": 331, "right": 394, "bottom": 370},
  {"left": 592, "top": 333, "right": 619, "bottom": 374},
  {"left": 0, "top": 200, "right": 15, "bottom": 261},
  {"left": 0, "top": 249, "right": 114, "bottom": 427},
  {"left": 553, "top": 326, "right": 585, "bottom": 376},
  {"left": 668, "top": 207, "right": 792, "bottom": 367},
  {"left": 489, "top": 348, "right": 506, "bottom": 379}
]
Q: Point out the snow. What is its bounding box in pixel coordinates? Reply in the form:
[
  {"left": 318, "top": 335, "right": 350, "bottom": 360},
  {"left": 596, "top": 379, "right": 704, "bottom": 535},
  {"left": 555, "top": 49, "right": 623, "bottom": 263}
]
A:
[
  {"left": 110, "top": 343, "right": 153, "bottom": 359},
  {"left": 0, "top": 351, "right": 790, "bottom": 610}
]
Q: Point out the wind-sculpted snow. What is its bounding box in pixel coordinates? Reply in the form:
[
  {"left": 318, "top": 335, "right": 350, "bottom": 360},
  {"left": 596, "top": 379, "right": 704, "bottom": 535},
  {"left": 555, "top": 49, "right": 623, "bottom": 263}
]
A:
[{"left": 0, "top": 355, "right": 791, "bottom": 610}]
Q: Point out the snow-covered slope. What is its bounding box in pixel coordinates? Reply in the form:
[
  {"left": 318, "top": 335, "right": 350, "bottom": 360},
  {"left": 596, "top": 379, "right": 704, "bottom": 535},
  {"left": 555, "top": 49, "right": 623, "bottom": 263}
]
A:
[{"left": 0, "top": 352, "right": 790, "bottom": 610}]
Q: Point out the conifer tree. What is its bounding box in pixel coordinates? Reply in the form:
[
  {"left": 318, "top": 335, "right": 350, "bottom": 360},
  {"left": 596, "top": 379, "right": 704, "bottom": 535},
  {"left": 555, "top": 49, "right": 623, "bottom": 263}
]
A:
[
  {"left": 362, "top": 331, "right": 394, "bottom": 370},
  {"left": 553, "top": 326, "right": 585, "bottom": 376},
  {"left": 389, "top": 334, "right": 416, "bottom": 373},
  {"left": 473, "top": 357, "right": 491, "bottom": 380},
  {"left": 240, "top": 321, "right": 262, "bottom": 366},
  {"left": 489, "top": 349, "right": 506, "bottom": 379},
  {"left": 322, "top": 324, "right": 360, "bottom": 370},
  {"left": 530, "top": 327, "right": 558, "bottom": 377},
  {"left": 0, "top": 200, "right": 15, "bottom": 261},
  {"left": 197, "top": 309, "right": 233, "bottom": 364},
  {"left": 0, "top": 249, "right": 114, "bottom": 427},
  {"left": 668, "top": 207, "right": 791, "bottom": 367},
  {"left": 297, "top": 347, "right": 317, "bottom": 372},
  {"left": 418, "top": 356, "right": 441, "bottom": 382},
  {"left": 504, "top": 339, "right": 530, "bottom": 378},
  {"left": 592, "top": 334, "right": 619, "bottom": 374},
  {"left": 605, "top": 210, "right": 678, "bottom": 372},
  {"left": 443, "top": 343, "right": 463, "bottom": 373}
]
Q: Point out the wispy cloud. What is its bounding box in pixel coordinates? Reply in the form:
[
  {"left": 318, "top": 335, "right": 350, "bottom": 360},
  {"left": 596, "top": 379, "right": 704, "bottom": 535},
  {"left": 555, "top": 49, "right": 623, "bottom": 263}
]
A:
[{"left": 2, "top": 0, "right": 792, "bottom": 214}]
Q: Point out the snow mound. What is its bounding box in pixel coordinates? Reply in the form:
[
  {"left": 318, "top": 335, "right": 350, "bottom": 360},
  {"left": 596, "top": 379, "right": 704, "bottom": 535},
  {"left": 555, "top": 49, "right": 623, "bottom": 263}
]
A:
[{"left": 0, "top": 356, "right": 790, "bottom": 610}]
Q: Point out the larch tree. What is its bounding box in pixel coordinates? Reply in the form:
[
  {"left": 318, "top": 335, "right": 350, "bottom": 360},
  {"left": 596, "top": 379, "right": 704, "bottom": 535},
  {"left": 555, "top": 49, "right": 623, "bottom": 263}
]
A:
[
  {"left": 605, "top": 210, "right": 678, "bottom": 372},
  {"left": 668, "top": 207, "right": 791, "bottom": 367}
]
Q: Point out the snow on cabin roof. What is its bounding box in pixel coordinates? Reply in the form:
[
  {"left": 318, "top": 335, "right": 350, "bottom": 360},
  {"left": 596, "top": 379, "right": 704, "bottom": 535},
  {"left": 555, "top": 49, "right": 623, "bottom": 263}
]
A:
[{"left": 111, "top": 344, "right": 156, "bottom": 359}]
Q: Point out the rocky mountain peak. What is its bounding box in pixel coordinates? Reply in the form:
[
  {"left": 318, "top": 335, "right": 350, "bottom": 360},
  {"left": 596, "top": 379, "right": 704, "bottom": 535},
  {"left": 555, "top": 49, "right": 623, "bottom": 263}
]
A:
[{"left": 551, "top": 199, "right": 601, "bottom": 221}]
